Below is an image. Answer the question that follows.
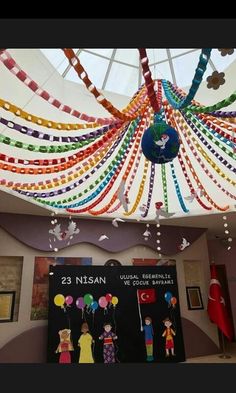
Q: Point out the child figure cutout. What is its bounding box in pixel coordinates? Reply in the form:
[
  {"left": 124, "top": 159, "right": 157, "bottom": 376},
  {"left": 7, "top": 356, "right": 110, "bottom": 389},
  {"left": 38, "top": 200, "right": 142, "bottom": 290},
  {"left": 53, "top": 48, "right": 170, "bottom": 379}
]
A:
[
  {"left": 55, "top": 329, "right": 74, "bottom": 363},
  {"left": 143, "top": 316, "right": 154, "bottom": 361},
  {"left": 78, "top": 322, "right": 94, "bottom": 363},
  {"left": 162, "top": 318, "right": 176, "bottom": 357},
  {"left": 99, "top": 322, "right": 118, "bottom": 363}
]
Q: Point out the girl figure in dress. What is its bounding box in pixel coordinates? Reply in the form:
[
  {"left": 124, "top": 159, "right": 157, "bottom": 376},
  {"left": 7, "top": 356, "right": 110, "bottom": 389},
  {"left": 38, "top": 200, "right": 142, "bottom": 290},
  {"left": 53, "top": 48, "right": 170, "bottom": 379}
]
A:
[
  {"left": 99, "top": 322, "right": 118, "bottom": 363},
  {"left": 55, "top": 328, "right": 74, "bottom": 363},
  {"left": 78, "top": 322, "right": 94, "bottom": 363}
]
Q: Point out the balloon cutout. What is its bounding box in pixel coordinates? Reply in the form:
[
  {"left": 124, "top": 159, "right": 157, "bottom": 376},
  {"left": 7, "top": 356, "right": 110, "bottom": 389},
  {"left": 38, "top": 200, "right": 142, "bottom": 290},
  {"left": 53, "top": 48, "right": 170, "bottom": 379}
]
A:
[
  {"left": 99, "top": 296, "right": 108, "bottom": 308},
  {"left": 65, "top": 295, "right": 73, "bottom": 306},
  {"left": 76, "top": 297, "right": 85, "bottom": 310},
  {"left": 84, "top": 294, "right": 94, "bottom": 306},
  {"left": 111, "top": 296, "right": 119, "bottom": 306},
  {"left": 141, "top": 121, "right": 180, "bottom": 164},
  {"left": 105, "top": 293, "right": 113, "bottom": 303},
  {"left": 164, "top": 292, "right": 173, "bottom": 303},
  {"left": 90, "top": 301, "right": 98, "bottom": 312},
  {"left": 54, "top": 294, "right": 65, "bottom": 308},
  {"left": 170, "top": 297, "right": 177, "bottom": 307}
]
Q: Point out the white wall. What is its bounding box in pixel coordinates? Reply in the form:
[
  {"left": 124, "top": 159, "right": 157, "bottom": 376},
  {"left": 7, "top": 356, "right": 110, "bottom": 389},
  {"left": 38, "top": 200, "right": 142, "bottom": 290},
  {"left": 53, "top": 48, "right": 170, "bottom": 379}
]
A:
[{"left": 0, "top": 226, "right": 219, "bottom": 348}]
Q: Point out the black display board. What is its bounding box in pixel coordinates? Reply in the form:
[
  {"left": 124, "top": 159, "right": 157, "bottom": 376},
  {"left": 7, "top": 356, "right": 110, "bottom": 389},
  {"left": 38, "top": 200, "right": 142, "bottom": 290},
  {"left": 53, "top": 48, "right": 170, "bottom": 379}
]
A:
[{"left": 47, "top": 265, "right": 185, "bottom": 363}]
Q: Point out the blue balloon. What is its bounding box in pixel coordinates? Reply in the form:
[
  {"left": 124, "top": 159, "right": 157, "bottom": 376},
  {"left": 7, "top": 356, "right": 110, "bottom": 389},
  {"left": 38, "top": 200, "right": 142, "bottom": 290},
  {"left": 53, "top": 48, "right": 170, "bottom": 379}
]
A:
[
  {"left": 164, "top": 292, "right": 173, "bottom": 303},
  {"left": 90, "top": 301, "right": 98, "bottom": 311}
]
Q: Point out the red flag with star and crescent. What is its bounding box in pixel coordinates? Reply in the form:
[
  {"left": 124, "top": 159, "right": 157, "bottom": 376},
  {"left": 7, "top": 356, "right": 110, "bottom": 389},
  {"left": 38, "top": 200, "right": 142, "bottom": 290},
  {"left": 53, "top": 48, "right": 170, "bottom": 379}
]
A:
[
  {"left": 207, "top": 264, "right": 234, "bottom": 341},
  {"left": 137, "top": 288, "right": 156, "bottom": 304}
]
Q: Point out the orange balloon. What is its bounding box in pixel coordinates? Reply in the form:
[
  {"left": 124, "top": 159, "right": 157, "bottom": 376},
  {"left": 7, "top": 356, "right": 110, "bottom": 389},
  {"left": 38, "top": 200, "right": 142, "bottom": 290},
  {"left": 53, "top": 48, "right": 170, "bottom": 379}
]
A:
[{"left": 171, "top": 297, "right": 177, "bottom": 305}]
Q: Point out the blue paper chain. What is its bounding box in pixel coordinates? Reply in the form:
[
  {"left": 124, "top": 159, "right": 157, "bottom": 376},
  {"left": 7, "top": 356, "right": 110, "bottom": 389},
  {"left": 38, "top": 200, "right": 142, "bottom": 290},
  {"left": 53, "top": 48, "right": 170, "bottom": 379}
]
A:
[
  {"left": 162, "top": 48, "right": 212, "bottom": 109},
  {"left": 170, "top": 162, "right": 189, "bottom": 213}
]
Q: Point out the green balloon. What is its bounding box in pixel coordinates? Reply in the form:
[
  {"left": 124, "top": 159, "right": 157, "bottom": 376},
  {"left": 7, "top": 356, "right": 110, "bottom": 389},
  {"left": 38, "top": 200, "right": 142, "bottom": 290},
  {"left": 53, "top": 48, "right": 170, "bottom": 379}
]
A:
[{"left": 84, "top": 293, "right": 93, "bottom": 306}]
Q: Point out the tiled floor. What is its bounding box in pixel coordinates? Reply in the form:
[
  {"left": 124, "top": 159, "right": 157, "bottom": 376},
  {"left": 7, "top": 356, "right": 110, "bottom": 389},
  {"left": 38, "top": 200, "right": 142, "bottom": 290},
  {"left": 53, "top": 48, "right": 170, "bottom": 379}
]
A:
[{"left": 185, "top": 342, "right": 236, "bottom": 363}]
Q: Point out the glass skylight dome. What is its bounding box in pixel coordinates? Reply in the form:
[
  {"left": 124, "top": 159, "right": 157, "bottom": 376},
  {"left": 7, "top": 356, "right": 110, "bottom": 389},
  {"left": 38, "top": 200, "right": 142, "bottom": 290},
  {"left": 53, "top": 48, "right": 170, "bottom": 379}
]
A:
[{"left": 41, "top": 48, "right": 236, "bottom": 96}]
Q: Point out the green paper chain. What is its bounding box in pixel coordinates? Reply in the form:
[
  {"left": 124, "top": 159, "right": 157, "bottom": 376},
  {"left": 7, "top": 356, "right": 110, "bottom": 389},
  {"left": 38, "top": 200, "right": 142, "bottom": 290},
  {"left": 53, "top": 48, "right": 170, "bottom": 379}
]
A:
[
  {"left": 35, "top": 119, "right": 139, "bottom": 207},
  {"left": 161, "top": 164, "right": 168, "bottom": 212},
  {"left": 0, "top": 133, "right": 97, "bottom": 153},
  {"left": 185, "top": 111, "right": 235, "bottom": 159}
]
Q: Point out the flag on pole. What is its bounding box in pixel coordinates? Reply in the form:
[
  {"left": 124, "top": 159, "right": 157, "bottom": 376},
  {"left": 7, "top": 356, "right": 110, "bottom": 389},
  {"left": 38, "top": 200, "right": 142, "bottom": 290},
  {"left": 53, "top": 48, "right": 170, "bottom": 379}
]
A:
[
  {"left": 137, "top": 289, "right": 156, "bottom": 331},
  {"left": 137, "top": 288, "right": 156, "bottom": 304},
  {"left": 207, "top": 264, "right": 234, "bottom": 341}
]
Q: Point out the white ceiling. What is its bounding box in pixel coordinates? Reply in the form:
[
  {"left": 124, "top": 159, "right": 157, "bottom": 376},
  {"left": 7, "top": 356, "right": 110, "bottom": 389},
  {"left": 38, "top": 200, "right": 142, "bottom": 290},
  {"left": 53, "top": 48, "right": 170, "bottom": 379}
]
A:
[
  {"left": 0, "top": 48, "right": 235, "bottom": 236},
  {"left": 41, "top": 48, "right": 236, "bottom": 96}
]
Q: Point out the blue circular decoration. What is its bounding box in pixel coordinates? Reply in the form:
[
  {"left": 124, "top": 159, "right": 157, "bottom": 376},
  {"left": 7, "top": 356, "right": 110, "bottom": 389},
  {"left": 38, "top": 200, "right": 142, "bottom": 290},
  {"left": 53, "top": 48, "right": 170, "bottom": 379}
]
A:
[{"left": 141, "top": 121, "right": 180, "bottom": 164}]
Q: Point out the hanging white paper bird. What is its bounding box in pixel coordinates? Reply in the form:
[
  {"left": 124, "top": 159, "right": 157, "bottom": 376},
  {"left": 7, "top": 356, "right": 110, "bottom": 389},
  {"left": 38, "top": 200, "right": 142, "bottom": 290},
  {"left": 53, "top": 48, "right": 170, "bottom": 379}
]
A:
[
  {"left": 178, "top": 237, "right": 190, "bottom": 251},
  {"left": 143, "top": 229, "right": 151, "bottom": 237},
  {"left": 49, "top": 221, "right": 80, "bottom": 241},
  {"left": 49, "top": 224, "right": 62, "bottom": 240},
  {"left": 112, "top": 218, "right": 126, "bottom": 228},
  {"left": 154, "top": 201, "right": 175, "bottom": 223},
  {"left": 117, "top": 179, "right": 130, "bottom": 212},
  {"left": 154, "top": 134, "right": 170, "bottom": 149},
  {"left": 98, "top": 234, "right": 109, "bottom": 242},
  {"left": 139, "top": 204, "right": 147, "bottom": 212},
  {"left": 63, "top": 221, "right": 80, "bottom": 240},
  {"left": 184, "top": 188, "right": 204, "bottom": 202}
]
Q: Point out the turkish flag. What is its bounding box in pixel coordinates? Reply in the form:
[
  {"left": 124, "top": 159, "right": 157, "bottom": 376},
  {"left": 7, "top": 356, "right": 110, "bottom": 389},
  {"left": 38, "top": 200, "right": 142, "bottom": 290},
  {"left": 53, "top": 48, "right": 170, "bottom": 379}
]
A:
[
  {"left": 207, "top": 264, "right": 234, "bottom": 341},
  {"left": 137, "top": 288, "right": 156, "bottom": 304}
]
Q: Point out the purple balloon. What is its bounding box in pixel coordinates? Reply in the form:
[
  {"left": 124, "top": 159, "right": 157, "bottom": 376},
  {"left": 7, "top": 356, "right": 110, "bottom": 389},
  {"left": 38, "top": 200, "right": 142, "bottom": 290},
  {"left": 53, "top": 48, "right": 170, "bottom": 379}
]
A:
[
  {"left": 65, "top": 295, "right": 73, "bottom": 306},
  {"left": 76, "top": 297, "right": 85, "bottom": 310}
]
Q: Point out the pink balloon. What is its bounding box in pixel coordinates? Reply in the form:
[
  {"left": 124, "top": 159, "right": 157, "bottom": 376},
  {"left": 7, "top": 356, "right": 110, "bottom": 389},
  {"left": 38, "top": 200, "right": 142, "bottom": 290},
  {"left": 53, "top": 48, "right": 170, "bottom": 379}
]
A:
[
  {"left": 65, "top": 295, "right": 73, "bottom": 305},
  {"left": 105, "top": 293, "right": 112, "bottom": 302},
  {"left": 76, "top": 297, "right": 85, "bottom": 310},
  {"left": 99, "top": 296, "right": 108, "bottom": 308}
]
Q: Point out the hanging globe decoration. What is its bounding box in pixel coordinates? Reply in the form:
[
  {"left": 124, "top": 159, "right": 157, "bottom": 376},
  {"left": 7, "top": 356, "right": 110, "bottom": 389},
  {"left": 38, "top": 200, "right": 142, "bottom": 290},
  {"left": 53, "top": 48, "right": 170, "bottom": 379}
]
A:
[{"left": 141, "top": 121, "right": 180, "bottom": 164}]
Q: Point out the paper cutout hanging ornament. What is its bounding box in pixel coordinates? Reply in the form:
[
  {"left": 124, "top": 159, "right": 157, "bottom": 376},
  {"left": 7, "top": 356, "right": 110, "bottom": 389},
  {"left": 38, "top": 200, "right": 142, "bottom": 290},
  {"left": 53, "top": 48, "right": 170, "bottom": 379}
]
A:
[
  {"left": 117, "top": 179, "right": 130, "bottom": 212},
  {"left": 141, "top": 121, "right": 180, "bottom": 164},
  {"left": 143, "top": 229, "right": 151, "bottom": 241},
  {"left": 98, "top": 234, "right": 109, "bottom": 241},
  {"left": 154, "top": 202, "right": 175, "bottom": 223},
  {"left": 112, "top": 218, "right": 125, "bottom": 227},
  {"left": 55, "top": 329, "right": 74, "bottom": 363},
  {"left": 178, "top": 237, "right": 190, "bottom": 251},
  {"left": 184, "top": 188, "right": 204, "bottom": 202},
  {"left": 139, "top": 204, "right": 147, "bottom": 213},
  {"left": 49, "top": 221, "right": 80, "bottom": 241}
]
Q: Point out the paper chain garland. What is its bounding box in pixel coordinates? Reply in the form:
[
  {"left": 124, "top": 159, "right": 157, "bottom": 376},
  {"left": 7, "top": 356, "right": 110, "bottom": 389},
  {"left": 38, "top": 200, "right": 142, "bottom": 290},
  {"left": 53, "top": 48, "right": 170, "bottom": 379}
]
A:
[{"left": 0, "top": 48, "right": 235, "bottom": 218}]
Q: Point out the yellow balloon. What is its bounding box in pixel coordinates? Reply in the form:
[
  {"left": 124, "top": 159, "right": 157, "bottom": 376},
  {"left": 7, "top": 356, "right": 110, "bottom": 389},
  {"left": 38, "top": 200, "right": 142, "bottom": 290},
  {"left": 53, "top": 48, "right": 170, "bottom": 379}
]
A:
[
  {"left": 111, "top": 296, "right": 118, "bottom": 306},
  {"left": 54, "top": 294, "right": 65, "bottom": 307}
]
